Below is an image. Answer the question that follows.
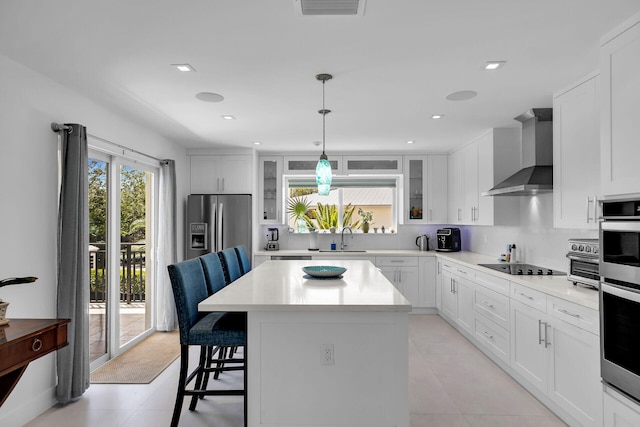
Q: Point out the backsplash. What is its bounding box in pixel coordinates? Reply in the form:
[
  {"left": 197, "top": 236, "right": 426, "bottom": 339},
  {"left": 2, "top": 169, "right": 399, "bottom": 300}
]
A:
[{"left": 260, "top": 194, "right": 598, "bottom": 273}]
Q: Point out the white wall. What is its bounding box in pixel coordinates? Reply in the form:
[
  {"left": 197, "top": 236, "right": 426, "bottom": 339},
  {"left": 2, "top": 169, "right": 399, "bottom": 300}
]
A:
[
  {"left": 466, "top": 194, "right": 597, "bottom": 272},
  {"left": 0, "top": 53, "right": 189, "bottom": 427}
]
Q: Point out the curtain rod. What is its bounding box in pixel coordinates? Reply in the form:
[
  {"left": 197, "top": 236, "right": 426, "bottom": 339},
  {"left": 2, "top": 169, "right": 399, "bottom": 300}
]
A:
[{"left": 51, "top": 122, "right": 167, "bottom": 163}]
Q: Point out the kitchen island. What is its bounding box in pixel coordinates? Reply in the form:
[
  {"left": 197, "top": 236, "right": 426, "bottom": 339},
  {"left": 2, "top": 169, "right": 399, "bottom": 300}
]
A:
[{"left": 199, "top": 259, "right": 411, "bottom": 427}]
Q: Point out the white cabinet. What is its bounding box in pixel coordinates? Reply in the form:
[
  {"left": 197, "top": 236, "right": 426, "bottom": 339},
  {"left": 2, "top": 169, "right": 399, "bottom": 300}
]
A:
[
  {"left": 190, "top": 154, "right": 252, "bottom": 194},
  {"left": 377, "top": 257, "right": 419, "bottom": 308},
  {"left": 426, "top": 155, "right": 448, "bottom": 223},
  {"left": 259, "top": 156, "right": 283, "bottom": 225},
  {"left": 604, "top": 385, "right": 640, "bottom": 427},
  {"left": 447, "top": 150, "right": 464, "bottom": 224},
  {"left": 284, "top": 155, "right": 343, "bottom": 174},
  {"left": 403, "top": 155, "right": 447, "bottom": 224},
  {"left": 510, "top": 284, "right": 602, "bottom": 426},
  {"left": 419, "top": 257, "right": 436, "bottom": 308},
  {"left": 553, "top": 73, "right": 600, "bottom": 229},
  {"left": 463, "top": 142, "right": 479, "bottom": 223},
  {"left": 600, "top": 12, "right": 640, "bottom": 197},
  {"left": 435, "top": 259, "right": 443, "bottom": 311},
  {"left": 447, "top": 129, "right": 520, "bottom": 225},
  {"left": 404, "top": 155, "right": 427, "bottom": 223},
  {"left": 438, "top": 261, "right": 473, "bottom": 335},
  {"left": 343, "top": 155, "right": 402, "bottom": 174},
  {"left": 511, "top": 298, "right": 551, "bottom": 393}
]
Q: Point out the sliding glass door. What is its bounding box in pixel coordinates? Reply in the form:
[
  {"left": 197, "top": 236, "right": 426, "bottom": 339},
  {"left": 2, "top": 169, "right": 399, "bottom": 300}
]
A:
[{"left": 89, "top": 149, "right": 158, "bottom": 370}]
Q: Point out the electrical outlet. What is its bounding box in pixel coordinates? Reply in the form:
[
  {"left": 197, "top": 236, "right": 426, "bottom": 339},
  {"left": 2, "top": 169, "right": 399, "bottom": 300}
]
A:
[{"left": 321, "top": 344, "right": 334, "bottom": 365}]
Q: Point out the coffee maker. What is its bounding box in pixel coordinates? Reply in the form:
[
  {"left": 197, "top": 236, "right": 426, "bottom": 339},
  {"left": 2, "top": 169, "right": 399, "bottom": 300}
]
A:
[
  {"left": 265, "top": 227, "right": 279, "bottom": 251},
  {"left": 436, "top": 228, "right": 461, "bottom": 252}
]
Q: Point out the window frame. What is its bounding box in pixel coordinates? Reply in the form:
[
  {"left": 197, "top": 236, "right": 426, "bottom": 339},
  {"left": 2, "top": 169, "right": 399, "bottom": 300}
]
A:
[{"left": 283, "top": 174, "right": 401, "bottom": 233}]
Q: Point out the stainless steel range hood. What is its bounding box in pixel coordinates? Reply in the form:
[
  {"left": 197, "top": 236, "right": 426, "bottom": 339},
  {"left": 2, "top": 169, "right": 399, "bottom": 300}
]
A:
[{"left": 482, "top": 108, "right": 553, "bottom": 196}]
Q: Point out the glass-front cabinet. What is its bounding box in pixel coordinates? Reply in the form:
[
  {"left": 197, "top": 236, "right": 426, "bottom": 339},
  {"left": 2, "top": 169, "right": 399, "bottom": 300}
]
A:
[
  {"left": 403, "top": 155, "right": 448, "bottom": 224},
  {"left": 404, "top": 156, "right": 426, "bottom": 223},
  {"left": 260, "top": 156, "right": 283, "bottom": 224}
]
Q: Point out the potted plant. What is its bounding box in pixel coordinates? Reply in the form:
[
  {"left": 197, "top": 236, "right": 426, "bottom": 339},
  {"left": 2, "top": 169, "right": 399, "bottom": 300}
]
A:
[
  {"left": 287, "top": 196, "right": 311, "bottom": 233},
  {"left": 357, "top": 208, "right": 373, "bottom": 233},
  {"left": 0, "top": 276, "right": 37, "bottom": 325}
]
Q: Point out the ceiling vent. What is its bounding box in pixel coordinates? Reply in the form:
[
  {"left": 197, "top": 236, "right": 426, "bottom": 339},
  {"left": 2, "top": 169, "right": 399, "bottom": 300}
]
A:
[{"left": 296, "top": 0, "right": 365, "bottom": 16}]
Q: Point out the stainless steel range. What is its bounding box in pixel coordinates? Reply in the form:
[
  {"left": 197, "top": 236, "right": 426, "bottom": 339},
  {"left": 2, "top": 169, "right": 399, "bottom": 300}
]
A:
[{"left": 478, "top": 263, "right": 564, "bottom": 276}]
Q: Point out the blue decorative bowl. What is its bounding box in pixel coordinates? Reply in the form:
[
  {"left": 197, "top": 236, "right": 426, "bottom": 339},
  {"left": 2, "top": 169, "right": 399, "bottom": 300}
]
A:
[{"left": 302, "top": 265, "right": 347, "bottom": 278}]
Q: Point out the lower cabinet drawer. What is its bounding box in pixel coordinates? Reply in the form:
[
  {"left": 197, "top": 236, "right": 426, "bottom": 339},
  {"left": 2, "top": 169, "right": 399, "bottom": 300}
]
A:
[
  {"left": 474, "top": 316, "right": 510, "bottom": 365},
  {"left": 473, "top": 285, "right": 510, "bottom": 330}
]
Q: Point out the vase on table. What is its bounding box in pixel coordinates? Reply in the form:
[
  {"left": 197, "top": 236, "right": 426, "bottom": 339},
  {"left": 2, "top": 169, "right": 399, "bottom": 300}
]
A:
[{"left": 362, "top": 222, "right": 370, "bottom": 233}]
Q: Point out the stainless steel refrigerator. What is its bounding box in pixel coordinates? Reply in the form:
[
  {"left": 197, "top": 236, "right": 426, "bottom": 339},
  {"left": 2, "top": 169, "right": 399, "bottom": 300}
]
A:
[{"left": 186, "top": 194, "right": 252, "bottom": 259}]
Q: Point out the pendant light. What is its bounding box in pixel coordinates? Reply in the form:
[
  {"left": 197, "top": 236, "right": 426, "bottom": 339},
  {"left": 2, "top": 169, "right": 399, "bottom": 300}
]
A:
[{"left": 315, "top": 73, "right": 333, "bottom": 196}]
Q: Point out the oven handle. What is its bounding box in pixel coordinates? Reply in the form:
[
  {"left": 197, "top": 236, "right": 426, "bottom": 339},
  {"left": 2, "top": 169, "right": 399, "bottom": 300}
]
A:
[
  {"left": 601, "top": 221, "right": 640, "bottom": 232},
  {"left": 602, "top": 282, "right": 640, "bottom": 304}
]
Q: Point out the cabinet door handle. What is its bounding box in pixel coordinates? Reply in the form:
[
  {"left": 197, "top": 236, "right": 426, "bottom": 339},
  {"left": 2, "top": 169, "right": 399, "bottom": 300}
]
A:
[
  {"left": 32, "top": 338, "right": 43, "bottom": 352},
  {"left": 586, "top": 196, "right": 592, "bottom": 223},
  {"left": 559, "top": 308, "right": 581, "bottom": 318},
  {"left": 217, "top": 178, "right": 220, "bottom": 191},
  {"left": 538, "top": 320, "right": 545, "bottom": 345},
  {"left": 429, "top": 209, "right": 433, "bottom": 222},
  {"left": 593, "top": 196, "right": 598, "bottom": 223},
  {"left": 458, "top": 208, "right": 462, "bottom": 221},
  {"left": 457, "top": 269, "right": 467, "bottom": 275},
  {"left": 221, "top": 178, "right": 225, "bottom": 191},
  {"left": 452, "top": 280, "right": 457, "bottom": 295},
  {"left": 545, "top": 323, "right": 551, "bottom": 348},
  {"left": 399, "top": 270, "right": 402, "bottom": 283},
  {"left": 519, "top": 292, "right": 534, "bottom": 301},
  {"left": 483, "top": 301, "right": 494, "bottom": 309},
  {"left": 483, "top": 331, "right": 493, "bottom": 340}
]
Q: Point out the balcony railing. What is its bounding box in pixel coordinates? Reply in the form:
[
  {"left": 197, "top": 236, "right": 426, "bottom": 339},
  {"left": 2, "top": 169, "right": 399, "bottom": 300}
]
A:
[{"left": 89, "top": 242, "right": 146, "bottom": 303}]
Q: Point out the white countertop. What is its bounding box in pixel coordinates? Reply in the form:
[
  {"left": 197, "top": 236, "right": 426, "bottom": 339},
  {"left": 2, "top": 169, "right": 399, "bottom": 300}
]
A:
[
  {"left": 437, "top": 251, "right": 599, "bottom": 310},
  {"left": 198, "top": 259, "right": 411, "bottom": 313},
  {"left": 254, "top": 249, "right": 599, "bottom": 310},
  {"left": 255, "top": 249, "right": 436, "bottom": 257}
]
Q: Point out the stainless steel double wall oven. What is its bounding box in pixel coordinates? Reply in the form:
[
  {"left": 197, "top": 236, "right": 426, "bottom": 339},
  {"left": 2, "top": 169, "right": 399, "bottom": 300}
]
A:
[{"left": 600, "top": 197, "right": 640, "bottom": 402}]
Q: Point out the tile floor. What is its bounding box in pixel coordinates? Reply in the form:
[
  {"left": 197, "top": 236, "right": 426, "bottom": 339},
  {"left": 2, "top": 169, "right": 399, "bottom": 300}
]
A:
[{"left": 25, "top": 314, "right": 566, "bottom": 427}]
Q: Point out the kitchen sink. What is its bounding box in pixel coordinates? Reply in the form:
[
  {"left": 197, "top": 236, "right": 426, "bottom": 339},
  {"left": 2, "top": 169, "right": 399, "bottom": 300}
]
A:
[{"left": 317, "top": 250, "right": 367, "bottom": 253}]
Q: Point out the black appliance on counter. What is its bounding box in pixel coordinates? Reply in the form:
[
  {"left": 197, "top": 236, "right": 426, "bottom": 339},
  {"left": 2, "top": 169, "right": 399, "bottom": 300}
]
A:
[{"left": 436, "top": 228, "right": 461, "bottom": 252}]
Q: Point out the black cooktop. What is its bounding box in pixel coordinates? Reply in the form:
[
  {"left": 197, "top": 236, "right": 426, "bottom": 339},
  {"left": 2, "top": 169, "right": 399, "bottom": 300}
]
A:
[{"left": 478, "top": 263, "right": 565, "bottom": 276}]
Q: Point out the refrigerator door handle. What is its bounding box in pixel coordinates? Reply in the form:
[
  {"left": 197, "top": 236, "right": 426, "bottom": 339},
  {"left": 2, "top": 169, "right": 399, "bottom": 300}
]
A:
[
  {"left": 217, "top": 202, "right": 224, "bottom": 250},
  {"left": 210, "top": 199, "right": 217, "bottom": 252}
]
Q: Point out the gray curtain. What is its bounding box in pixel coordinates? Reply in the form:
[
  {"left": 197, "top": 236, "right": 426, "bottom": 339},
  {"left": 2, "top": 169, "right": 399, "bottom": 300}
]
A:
[
  {"left": 156, "top": 159, "right": 178, "bottom": 331},
  {"left": 56, "top": 123, "right": 90, "bottom": 402}
]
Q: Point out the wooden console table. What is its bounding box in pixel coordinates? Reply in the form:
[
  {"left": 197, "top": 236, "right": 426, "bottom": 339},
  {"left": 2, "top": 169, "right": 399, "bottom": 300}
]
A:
[{"left": 0, "top": 318, "right": 70, "bottom": 407}]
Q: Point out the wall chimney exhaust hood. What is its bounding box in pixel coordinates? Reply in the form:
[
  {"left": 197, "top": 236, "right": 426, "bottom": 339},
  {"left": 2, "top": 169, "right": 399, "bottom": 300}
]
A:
[{"left": 482, "top": 108, "right": 553, "bottom": 196}]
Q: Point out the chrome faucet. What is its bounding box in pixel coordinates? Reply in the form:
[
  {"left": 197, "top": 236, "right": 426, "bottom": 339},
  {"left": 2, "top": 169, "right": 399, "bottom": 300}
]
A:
[{"left": 341, "top": 226, "right": 353, "bottom": 250}]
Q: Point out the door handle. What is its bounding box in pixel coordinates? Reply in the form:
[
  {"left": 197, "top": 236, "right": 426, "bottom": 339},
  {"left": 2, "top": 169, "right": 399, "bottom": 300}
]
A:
[
  {"left": 544, "top": 323, "right": 551, "bottom": 348},
  {"left": 217, "top": 202, "right": 224, "bottom": 251},
  {"left": 538, "top": 320, "right": 545, "bottom": 345}
]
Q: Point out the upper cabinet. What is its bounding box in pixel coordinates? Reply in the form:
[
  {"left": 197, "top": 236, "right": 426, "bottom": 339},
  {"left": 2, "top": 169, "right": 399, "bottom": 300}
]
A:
[
  {"left": 403, "top": 155, "right": 447, "bottom": 224},
  {"left": 284, "top": 155, "right": 343, "bottom": 175},
  {"left": 343, "top": 155, "right": 403, "bottom": 174},
  {"left": 600, "top": 13, "right": 640, "bottom": 197},
  {"left": 259, "top": 156, "right": 283, "bottom": 225},
  {"left": 448, "top": 129, "right": 520, "bottom": 226},
  {"left": 553, "top": 72, "right": 600, "bottom": 229},
  {"left": 190, "top": 154, "right": 252, "bottom": 194}
]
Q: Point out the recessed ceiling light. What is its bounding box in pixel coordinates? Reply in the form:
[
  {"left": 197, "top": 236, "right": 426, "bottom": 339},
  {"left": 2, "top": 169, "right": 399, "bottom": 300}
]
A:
[
  {"left": 196, "top": 92, "right": 224, "bottom": 103},
  {"left": 446, "top": 90, "right": 478, "bottom": 101},
  {"left": 431, "top": 114, "right": 444, "bottom": 119},
  {"left": 221, "top": 115, "right": 236, "bottom": 120},
  {"left": 172, "top": 63, "right": 195, "bottom": 72},
  {"left": 253, "top": 141, "right": 262, "bottom": 145},
  {"left": 484, "top": 61, "right": 506, "bottom": 70},
  {"left": 406, "top": 140, "right": 415, "bottom": 144}
]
